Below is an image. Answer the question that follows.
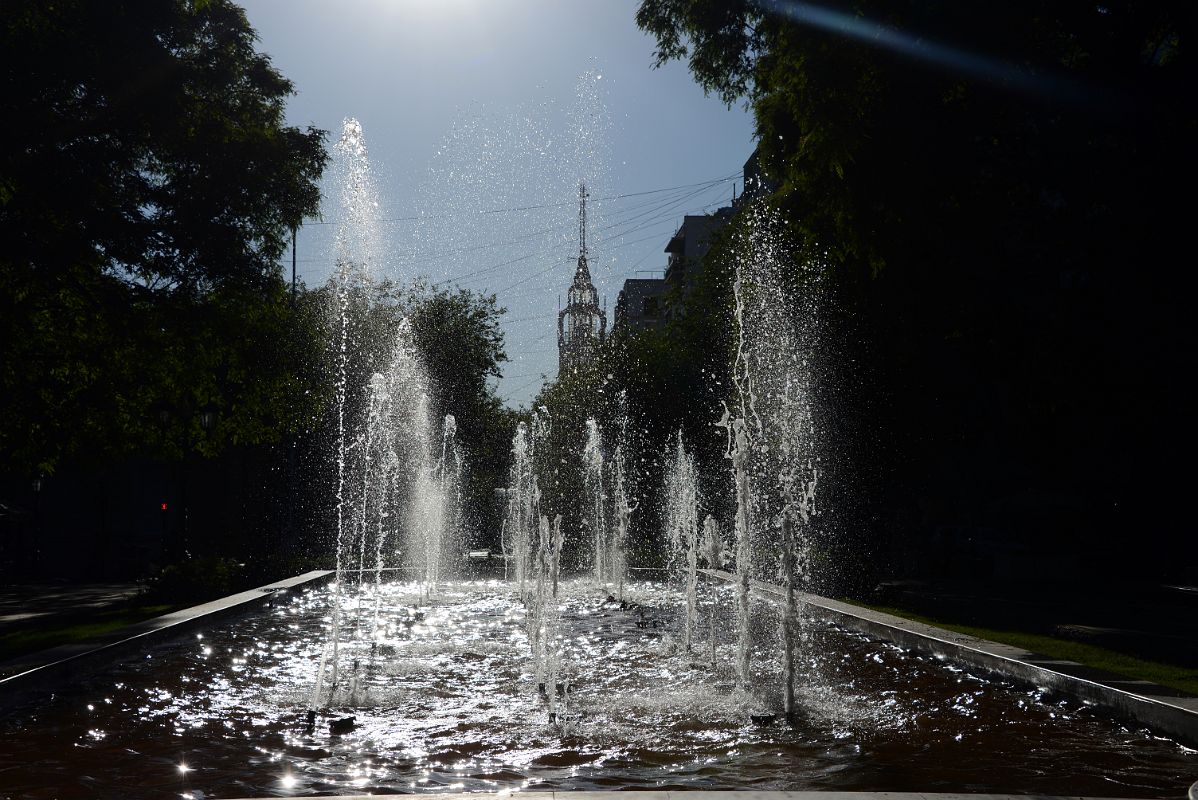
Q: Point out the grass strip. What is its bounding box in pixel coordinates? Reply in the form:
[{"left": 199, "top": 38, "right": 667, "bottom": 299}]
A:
[
  {"left": 0, "top": 604, "right": 179, "bottom": 665},
  {"left": 841, "top": 599, "right": 1198, "bottom": 697}
]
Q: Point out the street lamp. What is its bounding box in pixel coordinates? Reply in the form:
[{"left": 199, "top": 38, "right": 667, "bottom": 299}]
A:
[
  {"left": 30, "top": 476, "right": 43, "bottom": 573},
  {"left": 181, "top": 406, "right": 218, "bottom": 561}
]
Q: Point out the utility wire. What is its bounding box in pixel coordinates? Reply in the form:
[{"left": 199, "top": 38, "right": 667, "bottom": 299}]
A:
[
  {"left": 503, "top": 312, "right": 556, "bottom": 324},
  {"left": 290, "top": 177, "right": 734, "bottom": 290},
  {"left": 291, "top": 178, "right": 727, "bottom": 276},
  {"left": 300, "top": 172, "right": 741, "bottom": 227},
  {"left": 283, "top": 184, "right": 699, "bottom": 283},
  {"left": 501, "top": 373, "right": 550, "bottom": 400},
  {"left": 453, "top": 184, "right": 730, "bottom": 291},
  {"left": 433, "top": 183, "right": 724, "bottom": 286}
]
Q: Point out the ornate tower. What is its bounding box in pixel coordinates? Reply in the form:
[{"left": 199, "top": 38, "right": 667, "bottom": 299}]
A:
[{"left": 558, "top": 183, "right": 607, "bottom": 373}]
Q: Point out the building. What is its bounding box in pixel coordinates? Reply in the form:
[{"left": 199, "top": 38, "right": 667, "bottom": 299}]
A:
[
  {"left": 611, "top": 148, "right": 779, "bottom": 333},
  {"left": 739, "top": 147, "right": 775, "bottom": 205},
  {"left": 557, "top": 184, "right": 607, "bottom": 373},
  {"left": 662, "top": 208, "right": 735, "bottom": 303},
  {"left": 613, "top": 277, "right": 668, "bottom": 333}
]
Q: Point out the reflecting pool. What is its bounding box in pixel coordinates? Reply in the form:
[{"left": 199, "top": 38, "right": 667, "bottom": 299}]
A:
[{"left": 1, "top": 580, "right": 1193, "bottom": 798}]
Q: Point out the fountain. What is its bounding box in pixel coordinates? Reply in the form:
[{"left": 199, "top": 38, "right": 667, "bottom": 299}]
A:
[
  {"left": 308, "top": 119, "right": 470, "bottom": 708},
  {"left": 723, "top": 201, "right": 823, "bottom": 717},
  {"left": 664, "top": 430, "right": 700, "bottom": 651},
  {"left": 328, "top": 117, "right": 379, "bottom": 701},
  {"left": 609, "top": 404, "right": 633, "bottom": 602},
  {"left": 504, "top": 421, "right": 533, "bottom": 595},
  {"left": 701, "top": 514, "right": 725, "bottom": 666},
  {"left": 410, "top": 411, "right": 460, "bottom": 597},
  {"left": 583, "top": 417, "right": 608, "bottom": 586},
  {"left": 1, "top": 119, "right": 1195, "bottom": 800}
]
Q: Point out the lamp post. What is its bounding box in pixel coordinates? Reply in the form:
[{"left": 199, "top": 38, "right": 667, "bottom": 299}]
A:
[
  {"left": 285, "top": 223, "right": 299, "bottom": 562},
  {"left": 30, "top": 476, "right": 42, "bottom": 574},
  {"left": 153, "top": 403, "right": 218, "bottom": 563},
  {"left": 182, "top": 405, "right": 219, "bottom": 561}
]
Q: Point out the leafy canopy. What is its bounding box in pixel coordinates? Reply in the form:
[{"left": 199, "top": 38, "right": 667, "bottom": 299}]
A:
[{"left": 0, "top": 0, "right": 328, "bottom": 474}]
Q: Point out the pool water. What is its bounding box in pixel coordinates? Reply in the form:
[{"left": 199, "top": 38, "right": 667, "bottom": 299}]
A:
[{"left": 1, "top": 579, "right": 1193, "bottom": 798}]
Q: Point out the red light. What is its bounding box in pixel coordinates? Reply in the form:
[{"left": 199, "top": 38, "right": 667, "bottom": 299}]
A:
[{"left": 160, "top": 502, "right": 168, "bottom": 511}]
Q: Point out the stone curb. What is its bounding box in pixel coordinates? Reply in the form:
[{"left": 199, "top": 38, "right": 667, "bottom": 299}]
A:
[
  {"left": 0, "top": 569, "right": 333, "bottom": 708},
  {"left": 226, "top": 791, "right": 1152, "bottom": 800},
  {"left": 702, "top": 568, "right": 1198, "bottom": 748}
]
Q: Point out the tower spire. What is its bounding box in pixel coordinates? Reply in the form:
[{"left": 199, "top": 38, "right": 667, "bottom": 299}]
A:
[
  {"left": 578, "top": 182, "right": 588, "bottom": 260},
  {"left": 559, "top": 180, "right": 606, "bottom": 374}
]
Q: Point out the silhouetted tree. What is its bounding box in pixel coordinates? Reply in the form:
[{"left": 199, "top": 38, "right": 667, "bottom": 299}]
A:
[
  {"left": 0, "top": 0, "right": 327, "bottom": 475},
  {"left": 637, "top": 0, "right": 1197, "bottom": 587}
]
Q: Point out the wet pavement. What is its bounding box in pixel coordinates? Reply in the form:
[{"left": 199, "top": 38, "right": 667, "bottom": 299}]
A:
[{"left": 0, "top": 582, "right": 144, "bottom": 626}]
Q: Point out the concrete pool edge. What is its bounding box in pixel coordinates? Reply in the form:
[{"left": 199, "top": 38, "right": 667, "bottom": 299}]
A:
[
  {"left": 0, "top": 569, "right": 333, "bottom": 707},
  {"left": 702, "top": 568, "right": 1198, "bottom": 748},
  {"left": 225, "top": 790, "right": 1162, "bottom": 800}
]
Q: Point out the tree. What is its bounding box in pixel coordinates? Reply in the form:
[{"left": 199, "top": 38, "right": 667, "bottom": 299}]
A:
[
  {"left": 0, "top": 0, "right": 328, "bottom": 475},
  {"left": 306, "top": 278, "right": 515, "bottom": 553},
  {"left": 402, "top": 282, "right": 516, "bottom": 548},
  {"left": 638, "top": 1, "right": 1198, "bottom": 586},
  {"left": 531, "top": 226, "right": 743, "bottom": 570}
]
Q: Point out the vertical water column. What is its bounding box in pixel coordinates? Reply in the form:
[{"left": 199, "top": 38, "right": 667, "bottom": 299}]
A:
[
  {"left": 612, "top": 445, "right": 630, "bottom": 603},
  {"left": 665, "top": 431, "right": 700, "bottom": 651},
  {"left": 430, "top": 413, "right": 458, "bottom": 590},
  {"left": 505, "top": 423, "right": 531, "bottom": 595},
  {"left": 350, "top": 372, "right": 389, "bottom": 640},
  {"left": 408, "top": 395, "right": 439, "bottom": 598},
  {"left": 545, "top": 514, "right": 565, "bottom": 723},
  {"left": 701, "top": 515, "right": 724, "bottom": 667},
  {"left": 583, "top": 418, "right": 607, "bottom": 586},
  {"left": 610, "top": 401, "right": 632, "bottom": 601},
  {"left": 356, "top": 374, "right": 389, "bottom": 585},
  {"left": 777, "top": 377, "right": 818, "bottom": 721},
  {"left": 326, "top": 117, "right": 380, "bottom": 701},
  {"left": 375, "top": 317, "right": 435, "bottom": 598},
  {"left": 527, "top": 408, "right": 549, "bottom": 589},
  {"left": 717, "top": 260, "right": 760, "bottom": 690},
  {"left": 736, "top": 201, "right": 821, "bottom": 718},
  {"left": 530, "top": 513, "right": 550, "bottom": 686},
  {"left": 372, "top": 445, "right": 398, "bottom": 636}
]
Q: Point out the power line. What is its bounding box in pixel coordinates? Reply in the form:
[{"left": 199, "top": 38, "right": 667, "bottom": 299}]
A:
[
  {"left": 288, "top": 177, "right": 728, "bottom": 277},
  {"left": 451, "top": 186, "right": 727, "bottom": 292},
  {"left": 288, "top": 176, "right": 736, "bottom": 293},
  {"left": 502, "top": 312, "right": 556, "bottom": 324},
  {"left": 300, "top": 172, "right": 741, "bottom": 228},
  {"left": 501, "top": 373, "right": 551, "bottom": 400},
  {"left": 506, "top": 328, "right": 558, "bottom": 345},
  {"left": 494, "top": 260, "right": 565, "bottom": 294},
  {"left": 444, "top": 185, "right": 725, "bottom": 288}
]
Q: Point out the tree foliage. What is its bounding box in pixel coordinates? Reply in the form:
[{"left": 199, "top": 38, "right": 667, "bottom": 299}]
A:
[
  {"left": 397, "top": 282, "right": 517, "bottom": 548},
  {"left": 637, "top": 0, "right": 1197, "bottom": 584},
  {"left": 0, "top": 0, "right": 328, "bottom": 475},
  {"left": 303, "top": 279, "right": 516, "bottom": 552},
  {"left": 532, "top": 229, "right": 742, "bottom": 569}
]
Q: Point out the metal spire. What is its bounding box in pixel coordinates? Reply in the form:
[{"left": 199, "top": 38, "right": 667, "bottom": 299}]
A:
[{"left": 578, "top": 182, "right": 589, "bottom": 259}]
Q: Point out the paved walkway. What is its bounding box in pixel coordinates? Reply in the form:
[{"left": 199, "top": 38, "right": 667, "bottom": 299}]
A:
[{"left": 0, "top": 581, "right": 144, "bottom": 626}]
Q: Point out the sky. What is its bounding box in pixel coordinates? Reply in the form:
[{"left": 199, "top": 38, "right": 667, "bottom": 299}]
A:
[{"left": 240, "top": 0, "right": 756, "bottom": 407}]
